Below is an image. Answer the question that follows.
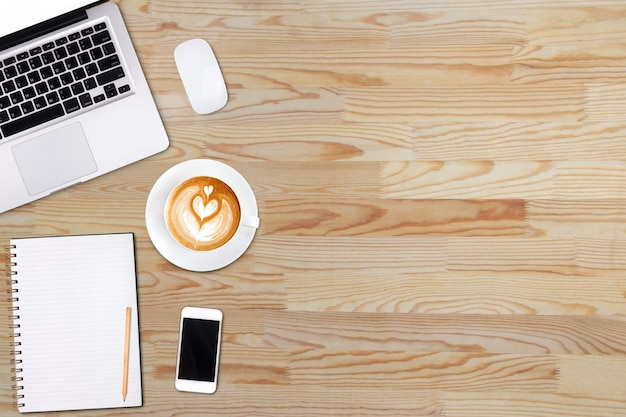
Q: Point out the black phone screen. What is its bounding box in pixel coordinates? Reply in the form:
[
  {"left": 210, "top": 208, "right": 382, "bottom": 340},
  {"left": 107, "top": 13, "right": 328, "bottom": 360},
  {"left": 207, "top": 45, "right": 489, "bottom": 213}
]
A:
[{"left": 178, "top": 318, "right": 220, "bottom": 382}]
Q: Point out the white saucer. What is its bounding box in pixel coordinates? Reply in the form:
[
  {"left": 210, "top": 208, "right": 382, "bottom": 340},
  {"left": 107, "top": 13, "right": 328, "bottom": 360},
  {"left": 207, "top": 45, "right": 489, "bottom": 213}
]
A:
[{"left": 146, "top": 159, "right": 259, "bottom": 272}]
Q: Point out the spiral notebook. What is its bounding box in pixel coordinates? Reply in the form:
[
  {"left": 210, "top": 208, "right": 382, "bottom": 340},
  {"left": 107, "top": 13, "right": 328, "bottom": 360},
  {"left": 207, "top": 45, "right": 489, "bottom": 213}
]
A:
[{"left": 7, "top": 233, "right": 142, "bottom": 413}]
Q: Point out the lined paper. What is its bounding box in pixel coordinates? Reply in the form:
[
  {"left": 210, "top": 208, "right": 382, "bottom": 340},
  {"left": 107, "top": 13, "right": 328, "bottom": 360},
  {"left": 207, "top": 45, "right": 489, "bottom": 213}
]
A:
[{"left": 9, "top": 233, "right": 142, "bottom": 413}]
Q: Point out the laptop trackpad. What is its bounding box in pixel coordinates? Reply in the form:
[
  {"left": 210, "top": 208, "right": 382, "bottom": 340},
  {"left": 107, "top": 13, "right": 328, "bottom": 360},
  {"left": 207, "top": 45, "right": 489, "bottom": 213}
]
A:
[{"left": 12, "top": 123, "right": 98, "bottom": 196}]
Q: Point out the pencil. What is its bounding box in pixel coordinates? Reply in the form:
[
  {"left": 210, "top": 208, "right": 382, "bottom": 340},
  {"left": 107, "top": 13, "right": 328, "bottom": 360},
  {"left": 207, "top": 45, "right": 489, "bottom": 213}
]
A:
[{"left": 123, "top": 306, "right": 131, "bottom": 402}]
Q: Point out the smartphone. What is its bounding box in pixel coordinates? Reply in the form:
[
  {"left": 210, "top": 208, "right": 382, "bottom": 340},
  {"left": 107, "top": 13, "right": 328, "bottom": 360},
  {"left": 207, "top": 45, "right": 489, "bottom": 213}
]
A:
[{"left": 175, "top": 307, "right": 223, "bottom": 393}]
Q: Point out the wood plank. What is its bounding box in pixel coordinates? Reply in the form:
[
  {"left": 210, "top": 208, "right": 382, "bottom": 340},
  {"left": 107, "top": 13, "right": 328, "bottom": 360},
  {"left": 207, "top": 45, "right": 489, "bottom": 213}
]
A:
[
  {"left": 261, "top": 311, "right": 626, "bottom": 355},
  {"left": 285, "top": 271, "right": 626, "bottom": 315},
  {"left": 261, "top": 198, "right": 526, "bottom": 237},
  {"left": 343, "top": 86, "right": 586, "bottom": 123},
  {"left": 381, "top": 161, "right": 556, "bottom": 199},
  {"left": 411, "top": 122, "right": 626, "bottom": 161},
  {"left": 443, "top": 392, "right": 626, "bottom": 417}
]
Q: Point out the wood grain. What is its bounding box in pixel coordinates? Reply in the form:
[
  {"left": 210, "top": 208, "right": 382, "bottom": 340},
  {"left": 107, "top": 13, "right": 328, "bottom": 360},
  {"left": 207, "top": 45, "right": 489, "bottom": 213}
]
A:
[{"left": 2, "top": 0, "right": 626, "bottom": 416}]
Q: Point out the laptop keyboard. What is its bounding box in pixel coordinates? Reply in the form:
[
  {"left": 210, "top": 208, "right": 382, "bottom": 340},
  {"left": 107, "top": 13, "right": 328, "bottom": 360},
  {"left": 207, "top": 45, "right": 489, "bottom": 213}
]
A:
[{"left": 0, "top": 20, "right": 132, "bottom": 141}]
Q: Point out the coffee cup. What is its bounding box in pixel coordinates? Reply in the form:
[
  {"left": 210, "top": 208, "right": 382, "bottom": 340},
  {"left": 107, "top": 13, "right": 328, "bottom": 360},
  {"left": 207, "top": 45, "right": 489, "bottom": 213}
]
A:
[
  {"left": 164, "top": 175, "right": 260, "bottom": 252},
  {"left": 146, "top": 159, "right": 259, "bottom": 271}
]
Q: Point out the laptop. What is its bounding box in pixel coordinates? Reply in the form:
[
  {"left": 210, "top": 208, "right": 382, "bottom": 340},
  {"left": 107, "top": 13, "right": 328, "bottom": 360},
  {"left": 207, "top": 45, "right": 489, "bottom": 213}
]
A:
[{"left": 0, "top": 0, "right": 169, "bottom": 214}]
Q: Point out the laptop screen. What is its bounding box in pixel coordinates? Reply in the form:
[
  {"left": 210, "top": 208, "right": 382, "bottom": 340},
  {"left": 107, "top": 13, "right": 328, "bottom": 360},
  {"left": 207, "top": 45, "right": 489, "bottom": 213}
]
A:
[{"left": 0, "top": 0, "right": 97, "bottom": 38}]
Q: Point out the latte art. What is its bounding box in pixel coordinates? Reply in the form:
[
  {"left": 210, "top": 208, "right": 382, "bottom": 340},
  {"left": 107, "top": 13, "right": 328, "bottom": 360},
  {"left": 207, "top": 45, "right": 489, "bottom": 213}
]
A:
[{"left": 165, "top": 176, "right": 241, "bottom": 251}]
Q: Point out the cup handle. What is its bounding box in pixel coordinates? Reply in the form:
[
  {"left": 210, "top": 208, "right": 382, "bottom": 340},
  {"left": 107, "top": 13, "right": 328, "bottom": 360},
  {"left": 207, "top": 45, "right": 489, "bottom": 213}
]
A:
[{"left": 241, "top": 214, "right": 260, "bottom": 229}]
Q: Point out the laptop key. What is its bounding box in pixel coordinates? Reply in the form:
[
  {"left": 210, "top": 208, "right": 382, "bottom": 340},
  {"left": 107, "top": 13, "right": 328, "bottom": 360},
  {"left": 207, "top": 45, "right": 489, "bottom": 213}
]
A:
[
  {"left": 79, "top": 38, "right": 93, "bottom": 51},
  {"left": 33, "top": 97, "right": 47, "bottom": 109},
  {"left": 102, "top": 42, "right": 116, "bottom": 56},
  {"left": 21, "top": 101, "right": 35, "bottom": 114},
  {"left": 15, "top": 76, "right": 28, "bottom": 89},
  {"left": 71, "top": 82, "right": 84, "bottom": 95},
  {"left": 79, "top": 93, "right": 93, "bottom": 107},
  {"left": 40, "top": 66, "right": 54, "bottom": 79},
  {"left": 98, "top": 55, "right": 120, "bottom": 71},
  {"left": 84, "top": 77, "right": 97, "bottom": 90},
  {"left": 85, "top": 63, "right": 98, "bottom": 76},
  {"left": 0, "top": 110, "right": 8, "bottom": 123},
  {"left": 1, "top": 103, "right": 64, "bottom": 137},
  {"left": 46, "top": 91, "right": 60, "bottom": 104},
  {"left": 60, "top": 73, "right": 73, "bottom": 86},
  {"left": 65, "top": 56, "right": 79, "bottom": 70},
  {"left": 78, "top": 52, "right": 91, "bottom": 65},
  {"left": 0, "top": 96, "right": 10, "bottom": 108},
  {"left": 41, "top": 52, "right": 55, "bottom": 65},
  {"left": 90, "top": 47, "right": 103, "bottom": 61},
  {"left": 2, "top": 80, "right": 16, "bottom": 93},
  {"left": 23, "top": 86, "right": 36, "bottom": 100},
  {"left": 53, "top": 62, "right": 66, "bottom": 74},
  {"left": 67, "top": 42, "right": 80, "bottom": 55},
  {"left": 29, "top": 56, "right": 43, "bottom": 69},
  {"left": 16, "top": 61, "right": 30, "bottom": 74},
  {"left": 8, "top": 106, "right": 21, "bottom": 119},
  {"left": 27, "top": 71, "right": 41, "bottom": 84},
  {"left": 35, "top": 82, "right": 48, "bottom": 95},
  {"left": 96, "top": 67, "right": 125, "bottom": 85},
  {"left": 59, "top": 87, "right": 72, "bottom": 100},
  {"left": 54, "top": 47, "right": 68, "bottom": 60},
  {"left": 73, "top": 67, "right": 86, "bottom": 80},
  {"left": 63, "top": 98, "right": 80, "bottom": 113},
  {"left": 104, "top": 83, "right": 117, "bottom": 98},
  {"left": 4, "top": 66, "right": 17, "bottom": 78},
  {"left": 48, "top": 77, "right": 61, "bottom": 90},
  {"left": 10, "top": 91, "right": 23, "bottom": 104},
  {"left": 92, "top": 30, "right": 111, "bottom": 45}
]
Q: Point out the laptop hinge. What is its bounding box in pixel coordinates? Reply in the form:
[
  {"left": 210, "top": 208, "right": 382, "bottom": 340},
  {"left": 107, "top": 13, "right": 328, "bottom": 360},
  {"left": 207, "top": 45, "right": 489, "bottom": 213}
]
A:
[{"left": 0, "top": 9, "right": 88, "bottom": 52}]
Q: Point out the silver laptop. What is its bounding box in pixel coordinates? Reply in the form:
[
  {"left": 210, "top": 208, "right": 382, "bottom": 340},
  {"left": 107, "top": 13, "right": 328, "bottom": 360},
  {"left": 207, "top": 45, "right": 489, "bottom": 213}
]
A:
[{"left": 0, "top": 0, "right": 169, "bottom": 213}]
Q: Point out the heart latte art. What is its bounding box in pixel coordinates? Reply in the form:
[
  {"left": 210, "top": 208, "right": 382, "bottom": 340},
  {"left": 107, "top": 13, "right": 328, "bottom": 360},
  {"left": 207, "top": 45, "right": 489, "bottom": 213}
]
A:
[{"left": 165, "top": 176, "right": 241, "bottom": 251}]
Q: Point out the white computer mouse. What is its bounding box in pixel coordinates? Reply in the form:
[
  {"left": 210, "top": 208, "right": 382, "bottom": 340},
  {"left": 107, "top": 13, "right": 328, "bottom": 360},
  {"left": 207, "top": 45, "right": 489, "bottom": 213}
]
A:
[{"left": 174, "top": 39, "right": 228, "bottom": 114}]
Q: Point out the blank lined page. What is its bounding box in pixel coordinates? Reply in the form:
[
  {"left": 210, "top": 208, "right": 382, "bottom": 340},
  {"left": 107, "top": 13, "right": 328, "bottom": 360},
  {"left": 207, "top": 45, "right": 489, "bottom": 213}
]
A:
[{"left": 10, "top": 233, "right": 142, "bottom": 413}]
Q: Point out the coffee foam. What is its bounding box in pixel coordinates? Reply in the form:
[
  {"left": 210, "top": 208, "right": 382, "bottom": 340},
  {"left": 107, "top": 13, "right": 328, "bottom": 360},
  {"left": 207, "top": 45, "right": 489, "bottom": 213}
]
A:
[{"left": 165, "top": 176, "right": 241, "bottom": 251}]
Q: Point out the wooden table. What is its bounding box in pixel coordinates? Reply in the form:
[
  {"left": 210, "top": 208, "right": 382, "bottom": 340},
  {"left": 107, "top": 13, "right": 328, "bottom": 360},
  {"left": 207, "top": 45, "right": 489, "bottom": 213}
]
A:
[{"left": 2, "top": 1, "right": 626, "bottom": 415}]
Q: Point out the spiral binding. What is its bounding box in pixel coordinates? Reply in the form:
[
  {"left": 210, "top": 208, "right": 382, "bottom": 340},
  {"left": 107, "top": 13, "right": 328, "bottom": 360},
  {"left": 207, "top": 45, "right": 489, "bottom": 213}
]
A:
[{"left": 6, "top": 244, "right": 24, "bottom": 409}]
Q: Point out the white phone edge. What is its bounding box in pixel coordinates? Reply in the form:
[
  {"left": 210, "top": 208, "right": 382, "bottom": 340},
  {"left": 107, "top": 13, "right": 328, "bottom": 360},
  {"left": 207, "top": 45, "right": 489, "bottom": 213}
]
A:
[{"left": 175, "top": 306, "right": 223, "bottom": 394}]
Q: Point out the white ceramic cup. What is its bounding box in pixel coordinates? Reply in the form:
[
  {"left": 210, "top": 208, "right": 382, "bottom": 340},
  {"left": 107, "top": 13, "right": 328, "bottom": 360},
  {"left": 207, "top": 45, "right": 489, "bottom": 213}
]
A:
[{"left": 146, "top": 159, "right": 260, "bottom": 272}]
